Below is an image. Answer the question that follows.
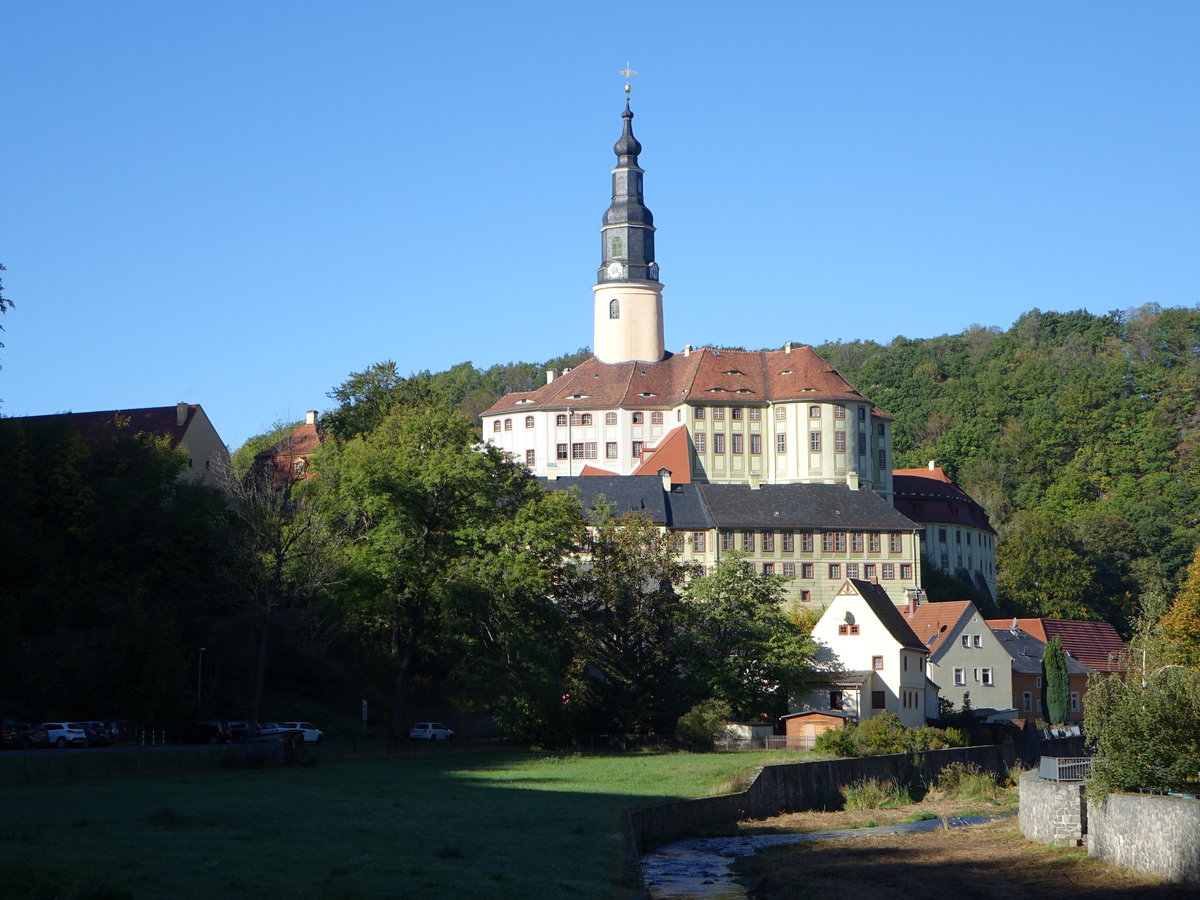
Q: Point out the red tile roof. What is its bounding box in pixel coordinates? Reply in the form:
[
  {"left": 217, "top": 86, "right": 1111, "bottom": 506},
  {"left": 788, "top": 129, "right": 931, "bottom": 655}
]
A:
[
  {"left": 985, "top": 617, "right": 1127, "bottom": 672},
  {"left": 905, "top": 600, "right": 974, "bottom": 654},
  {"left": 632, "top": 425, "right": 692, "bottom": 483},
  {"left": 7, "top": 405, "right": 200, "bottom": 450},
  {"left": 892, "top": 466, "right": 994, "bottom": 532},
  {"left": 482, "top": 346, "right": 891, "bottom": 418}
]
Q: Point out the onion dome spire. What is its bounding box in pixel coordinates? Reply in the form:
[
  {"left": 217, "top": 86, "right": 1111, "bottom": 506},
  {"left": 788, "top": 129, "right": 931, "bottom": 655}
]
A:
[{"left": 598, "top": 70, "right": 657, "bottom": 286}]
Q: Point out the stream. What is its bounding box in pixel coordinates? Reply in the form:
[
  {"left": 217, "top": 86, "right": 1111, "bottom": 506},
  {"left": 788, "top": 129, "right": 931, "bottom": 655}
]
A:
[{"left": 641, "top": 814, "right": 1006, "bottom": 899}]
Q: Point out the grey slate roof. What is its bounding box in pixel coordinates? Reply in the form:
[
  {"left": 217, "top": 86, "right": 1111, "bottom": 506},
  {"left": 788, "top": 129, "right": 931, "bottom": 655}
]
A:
[
  {"left": 540, "top": 477, "right": 921, "bottom": 533},
  {"left": 849, "top": 578, "right": 928, "bottom": 653},
  {"left": 992, "top": 628, "right": 1092, "bottom": 676}
]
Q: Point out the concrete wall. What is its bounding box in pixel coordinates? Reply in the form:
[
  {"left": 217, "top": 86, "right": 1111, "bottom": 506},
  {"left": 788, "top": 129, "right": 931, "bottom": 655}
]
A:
[
  {"left": 1088, "top": 793, "right": 1200, "bottom": 884},
  {"left": 629, "top": 743, "right": 1023, "bottom": 852},
  {"left": 1017, "top": 770, "right": 1085, "bottom": 846}
]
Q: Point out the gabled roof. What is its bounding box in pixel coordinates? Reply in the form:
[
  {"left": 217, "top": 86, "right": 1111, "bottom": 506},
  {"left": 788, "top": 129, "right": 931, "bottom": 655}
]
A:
[
  {"left": 985, "top": 617, "right": 1127, "bottom": 672},
  {"left": 540, "top": 477, "right": 920, "bottom": 533},
  {"left": 695, "top": 483, "right": 918, "bottom": 531},
  {"left": 482, "top": 346, "right": 892, "bottom": 418},
  {"left": 991, "top": 627, "right": 1093, "bottom": 676},
  {"left": 904, "top": 600, "right": 974, "bottom": 657},
  {"left": 842, "top": 579, "right": 928, "bottom": 653},
  {"left": 891, "top": 466, "right": 994, "bottom": 533},
  {"left": 7, "top": 404, "right": 204, "bottom": 451},
  {"left": 632, "top": 425, "right": 692, "bottom": 483}
]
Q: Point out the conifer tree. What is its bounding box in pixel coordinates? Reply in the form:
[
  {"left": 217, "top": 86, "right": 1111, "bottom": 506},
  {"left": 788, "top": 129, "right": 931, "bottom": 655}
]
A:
[{"left": 1042, "top": 635, "right": 1070, "bottom": 725}]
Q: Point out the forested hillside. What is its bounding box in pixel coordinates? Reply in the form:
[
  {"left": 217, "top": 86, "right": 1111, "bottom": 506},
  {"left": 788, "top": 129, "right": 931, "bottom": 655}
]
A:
[{"left": 813, "top": 304, "right": 1200, "bottom": 630}]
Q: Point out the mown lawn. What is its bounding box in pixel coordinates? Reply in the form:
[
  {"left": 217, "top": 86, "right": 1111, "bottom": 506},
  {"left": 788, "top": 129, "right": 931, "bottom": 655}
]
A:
[{"left": 0, "top": 747, "right": 811, "bottom": 899}]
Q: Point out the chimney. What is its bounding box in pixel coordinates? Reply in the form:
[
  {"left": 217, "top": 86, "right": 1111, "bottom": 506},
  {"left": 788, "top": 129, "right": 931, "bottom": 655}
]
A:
[
  {"left": 306, "top": 410, "right": 318, "bottom": 426},
  {"left": 683, "top": 344, "right": 692, "bottom": 357},
  {"left": 546, "top": 369, "right": 556, "bottom": 384},
  {"left": 784, "top": 341, "right": 793, "bottom": 354},
  {"left": 658, "top": 467, "right": 672, "bottom": 493},
  {"left": 847, "top": 472, "right": 860, "bottom": 491},
  {"left": 928, "top": 460, "right": 936, "bottom": 471},
  {"left": 176, "top": 402, "right": 188, "bottom": 427},
  {"left": 906, "top": 589, "right": 922, "bottom": 617}
]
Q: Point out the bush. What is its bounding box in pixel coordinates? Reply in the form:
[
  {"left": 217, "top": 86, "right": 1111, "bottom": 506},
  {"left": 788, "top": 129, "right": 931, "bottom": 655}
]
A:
[
  {"left": 813, "top": 712, "right": 969, "bottom": 758},
  {"left": 676, "top": 698, "right": 733, "bottom": 751},
  {"left": 842, "top": 777, "right": 913, "bottom": 810},
  {"left": 934, "top": 762, "right": 1002, "bottom": 800}
]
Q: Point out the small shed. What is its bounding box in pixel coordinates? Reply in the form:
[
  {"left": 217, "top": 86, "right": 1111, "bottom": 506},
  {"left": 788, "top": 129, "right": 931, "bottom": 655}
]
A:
[{"left": 780, "top": 711, "right": 849, "bottom": 749}]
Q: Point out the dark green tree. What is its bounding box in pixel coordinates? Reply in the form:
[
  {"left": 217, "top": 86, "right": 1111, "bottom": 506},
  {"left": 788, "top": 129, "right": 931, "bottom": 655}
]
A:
[
  {"left": 313, "top": 405, "right": 582, "bottom": 738},
  {"left": 679, "top": 551, "right": 814, "bottom": 720},
  {"left": 1042, "top": 635, "right": 1070, "bottom": 725},
  {"left": 561, "top": 510, "right": 694, "bottom": 735}
]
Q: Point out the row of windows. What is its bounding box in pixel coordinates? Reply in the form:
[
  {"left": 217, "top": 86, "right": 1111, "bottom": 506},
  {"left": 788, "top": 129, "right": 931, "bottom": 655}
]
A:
[
  {"left": 939, "top": 553, "right": 989, "bottom": 575},
  {"left": 937, "top": 528, "right": 993, "bottom": 549},
  {"left": 554, "top": 441, "right": 648, "bottom": 460},
  {"left": 953, "top": 667, "right": 994, "bottom": 686},
  {"left": 713, "top": 530, "right": 905, "bottom": 554},
  {"left": 694, "top": 405, "right": 874, "bottom": 423}
]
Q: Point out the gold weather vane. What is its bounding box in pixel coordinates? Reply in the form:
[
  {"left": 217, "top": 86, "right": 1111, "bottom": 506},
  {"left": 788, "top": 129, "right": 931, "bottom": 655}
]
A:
[{"left": 619, "top": 62, "right": 637, "bottom": 95}]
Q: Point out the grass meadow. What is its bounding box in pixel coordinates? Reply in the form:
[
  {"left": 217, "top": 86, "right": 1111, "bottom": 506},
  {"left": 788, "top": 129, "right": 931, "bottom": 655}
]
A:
[{"left": 0, "top": 746, "right": 812, "bottom": 899}]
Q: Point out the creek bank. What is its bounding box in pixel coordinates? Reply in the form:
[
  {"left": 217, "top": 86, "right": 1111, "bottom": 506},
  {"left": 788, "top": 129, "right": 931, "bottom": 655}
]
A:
[{"left": 641, "top": 814, "right": 1009, "bottom": 899}]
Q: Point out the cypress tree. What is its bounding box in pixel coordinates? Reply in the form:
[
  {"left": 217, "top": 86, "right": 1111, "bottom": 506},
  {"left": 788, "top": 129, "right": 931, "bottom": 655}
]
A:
[{"left": 1043, "top": 635, "right": 1070, "bottom": 725}]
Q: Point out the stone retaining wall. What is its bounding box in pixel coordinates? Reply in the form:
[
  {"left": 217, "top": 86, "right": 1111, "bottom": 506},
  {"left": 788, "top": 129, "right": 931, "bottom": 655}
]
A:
[
  {"left": 630, "top": 743, "right": 1022, "bottom": 852},
  {"left": 1088, "top": 792, "right": 1200, "bottom": 884},
  {"left": 1017, "top": 770, "right": 1085, "bottom": 846}
]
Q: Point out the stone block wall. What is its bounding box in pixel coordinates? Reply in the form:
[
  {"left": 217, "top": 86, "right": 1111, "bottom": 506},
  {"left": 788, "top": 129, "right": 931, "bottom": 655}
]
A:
[
  {"left": 629, "top": 743, "right": 1021, "bottom": 851},
  {"left": 1017, "top": 770, "right": 1085, "bottom": 846},
  {"left": 1088, "top": 793, "right": 1200, "bottom": 884}
]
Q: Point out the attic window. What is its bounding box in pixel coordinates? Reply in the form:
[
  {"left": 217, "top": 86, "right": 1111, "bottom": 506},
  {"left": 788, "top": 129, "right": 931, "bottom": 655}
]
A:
[
  {"left": 567, "top": 394, "right": 588, "bottom": 400},
  {"left": 779, "top": 370, "right": 793, "bottom": 375},
  {"left": 709, "top": 388, "right": 725, "bottom": 393},
  {"left": 736, "top": 388, "right": 751, "bottom": 393},
  {"left": 723, "top": 369, "right": 744, "bottom": 376},
  {"left": 638, "top": 392, "right": 655, "bottom": 398}
]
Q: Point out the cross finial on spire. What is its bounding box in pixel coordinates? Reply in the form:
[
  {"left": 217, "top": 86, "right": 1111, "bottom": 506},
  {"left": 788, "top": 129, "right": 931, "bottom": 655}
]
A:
[{"left": 619, "top": 62, "right": 637, "bottom": 95}]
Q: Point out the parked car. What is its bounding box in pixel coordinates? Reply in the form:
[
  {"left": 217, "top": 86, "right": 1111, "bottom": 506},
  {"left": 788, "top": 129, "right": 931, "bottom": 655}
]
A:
[
  {"left": 1, "top": 717, "right": 26, "bottom": 749},
  {"left": 42, "top": 723, "right": 88, "bottom": 748},
  {"left": 14, "top": 723, "right": 50, "bottom": 749},
  {"left": 227, "top": 721, "right": 259, "bottom": 740},
  {"left": 177, "top": 720, "right": 232, "bottom": 744},
  {"left": 409, "top": 722, "right": 454, "bottom": 742},
  {"left": 257, "top": 722, "right": 284, "bottom": 735},
  {"left": 69, "top": 722, "right": 114, "bottom": 747},
  {"left": 278, "top": 721, "right": 323, "bottom": 744}
]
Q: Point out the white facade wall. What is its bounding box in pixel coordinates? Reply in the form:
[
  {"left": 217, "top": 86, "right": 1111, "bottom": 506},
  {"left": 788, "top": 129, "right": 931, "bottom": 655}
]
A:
[{"left": 812, "top": 591, "right": 928, "bottom": 728}]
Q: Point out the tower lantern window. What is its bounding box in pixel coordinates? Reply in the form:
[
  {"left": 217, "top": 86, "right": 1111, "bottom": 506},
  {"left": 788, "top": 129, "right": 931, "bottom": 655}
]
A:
[{"left": 611, "top": 236, "right": 624, "bottom": 258}]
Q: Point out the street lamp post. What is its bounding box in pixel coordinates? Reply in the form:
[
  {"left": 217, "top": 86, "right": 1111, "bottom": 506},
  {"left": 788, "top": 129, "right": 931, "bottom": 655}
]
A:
[{"left": 197, "top": 647, "right": 206, "bottom": 713}]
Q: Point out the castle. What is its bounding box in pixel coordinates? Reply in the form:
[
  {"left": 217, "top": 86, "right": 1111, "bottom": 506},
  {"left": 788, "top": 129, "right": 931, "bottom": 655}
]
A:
[{"left": 480, "top": 96, "right": 994, "bottom": 611}]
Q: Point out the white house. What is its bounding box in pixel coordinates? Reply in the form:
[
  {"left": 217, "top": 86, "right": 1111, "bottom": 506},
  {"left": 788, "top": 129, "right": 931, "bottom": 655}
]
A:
[{"left": 802, "top": 578, "right": 932, "bottom": 728}]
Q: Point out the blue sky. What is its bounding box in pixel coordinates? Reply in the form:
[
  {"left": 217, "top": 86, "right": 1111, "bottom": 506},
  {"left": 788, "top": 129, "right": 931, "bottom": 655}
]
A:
[{"left": 3, "top": 2, "right": 1197, "bottom": 450}]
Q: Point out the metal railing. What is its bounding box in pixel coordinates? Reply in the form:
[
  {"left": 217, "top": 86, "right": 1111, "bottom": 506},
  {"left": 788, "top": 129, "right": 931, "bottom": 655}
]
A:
[{"left": 1038, "top": 756, "right": 1093, "bottom": 782}]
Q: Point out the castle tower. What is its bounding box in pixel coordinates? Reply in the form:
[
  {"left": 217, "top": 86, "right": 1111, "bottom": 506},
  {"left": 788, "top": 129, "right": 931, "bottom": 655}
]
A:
[{"left": 593, "top": 99, "right": 665, "bottom": 363}]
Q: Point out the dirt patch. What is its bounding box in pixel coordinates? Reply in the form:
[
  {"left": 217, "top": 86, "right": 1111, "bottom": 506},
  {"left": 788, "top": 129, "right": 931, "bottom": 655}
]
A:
[
  {"left": 733, "top": 815, "right": 1190, "bottom": 899},
  {"left": 737, "top": 791, "right": 1015, "bottom": 836}
]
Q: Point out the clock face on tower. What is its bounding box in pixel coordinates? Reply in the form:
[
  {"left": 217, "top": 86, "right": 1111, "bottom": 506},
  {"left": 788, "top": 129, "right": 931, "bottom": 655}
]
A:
[{"left": 606, "top": 261, "right": 623, "bottom": 279}]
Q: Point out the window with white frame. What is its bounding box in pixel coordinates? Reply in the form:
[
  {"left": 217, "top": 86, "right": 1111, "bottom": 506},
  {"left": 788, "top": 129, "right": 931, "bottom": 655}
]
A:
[
  {"left": 651, "top": 411, "right": 663, "bottom": 424},
  {"left": 721, "top": 532, "right": 734, "bottom": 551},
  {"left": 525, "top": 416, "right": 535, "bottom": 428},
  {"left": 783, "top": 562, "right": 795, "bottom": 577},
  {"left": 775, "top": 406, "right": 787, "bottom": 420},
  {"left": 762, "top": 531, "right": 774, "bottom": 552},
  {"left": 750, "top": 433, "right": 761, "bottom": 454},
  {"left": 972, "top": 634, "right": 982, "bottom": 648},
  {"left": 493, "top": 420, "right": 501, "bottom": 432},
  {"left": 713, "top": 433, "right": 725, "bottom": 453},
  {"left": 776, "top": 433, "right": 787, "bottom": 453},
  {"left": 889, "top": 533, "right": 902, "bottom": 553},
  {"left": 809, "top": 431, "right": 821, "bottom": 451},
  {"left": 525, "top": 449, "right": 535, "bottom": 466},
  {"left": 556, "top": 444, "right": 568, "bottom": 460},
  {"left": 742, "top": 532, "right": 754, "bottom": 552},
  {"left": 556, "top": 414, "right": 568, "bottom": 426},
  {"left": 731, "top": 433, "right": 743, "bottom": 453},
  {"left": 954, "top": 668, "right": 965, "bottom": 686},
  {"left": 605, "top": 412, "right": 617, "bottom": 425},
  {"left": 782, "top": 531, "right": 794, "bottom": 552},
  {"left": 712, "top": 407, "right": 724, "bottom": 420},
  {"left": 605, "top": 442, "right": 618, "bottom": 458},
  {"left": 694, "top": 407, "right": 705, "bottom": 420},
  {"left": 694, "top": 432, "right": 706, "bottom": 453}
]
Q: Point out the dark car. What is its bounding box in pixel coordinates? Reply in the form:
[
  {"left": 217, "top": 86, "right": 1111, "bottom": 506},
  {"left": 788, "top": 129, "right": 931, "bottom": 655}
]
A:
[
  {"left": 177, "top": 720, "right": 232, "bottom": 744},
  {"left": 227, "top": 720, "right": 260, "bottom": 740},
  {"left": 69, "top": 722, "right": 114, "bottom": 747},
  {"left": 18, "top": 724, "right": 51, "bottom": 749}
]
